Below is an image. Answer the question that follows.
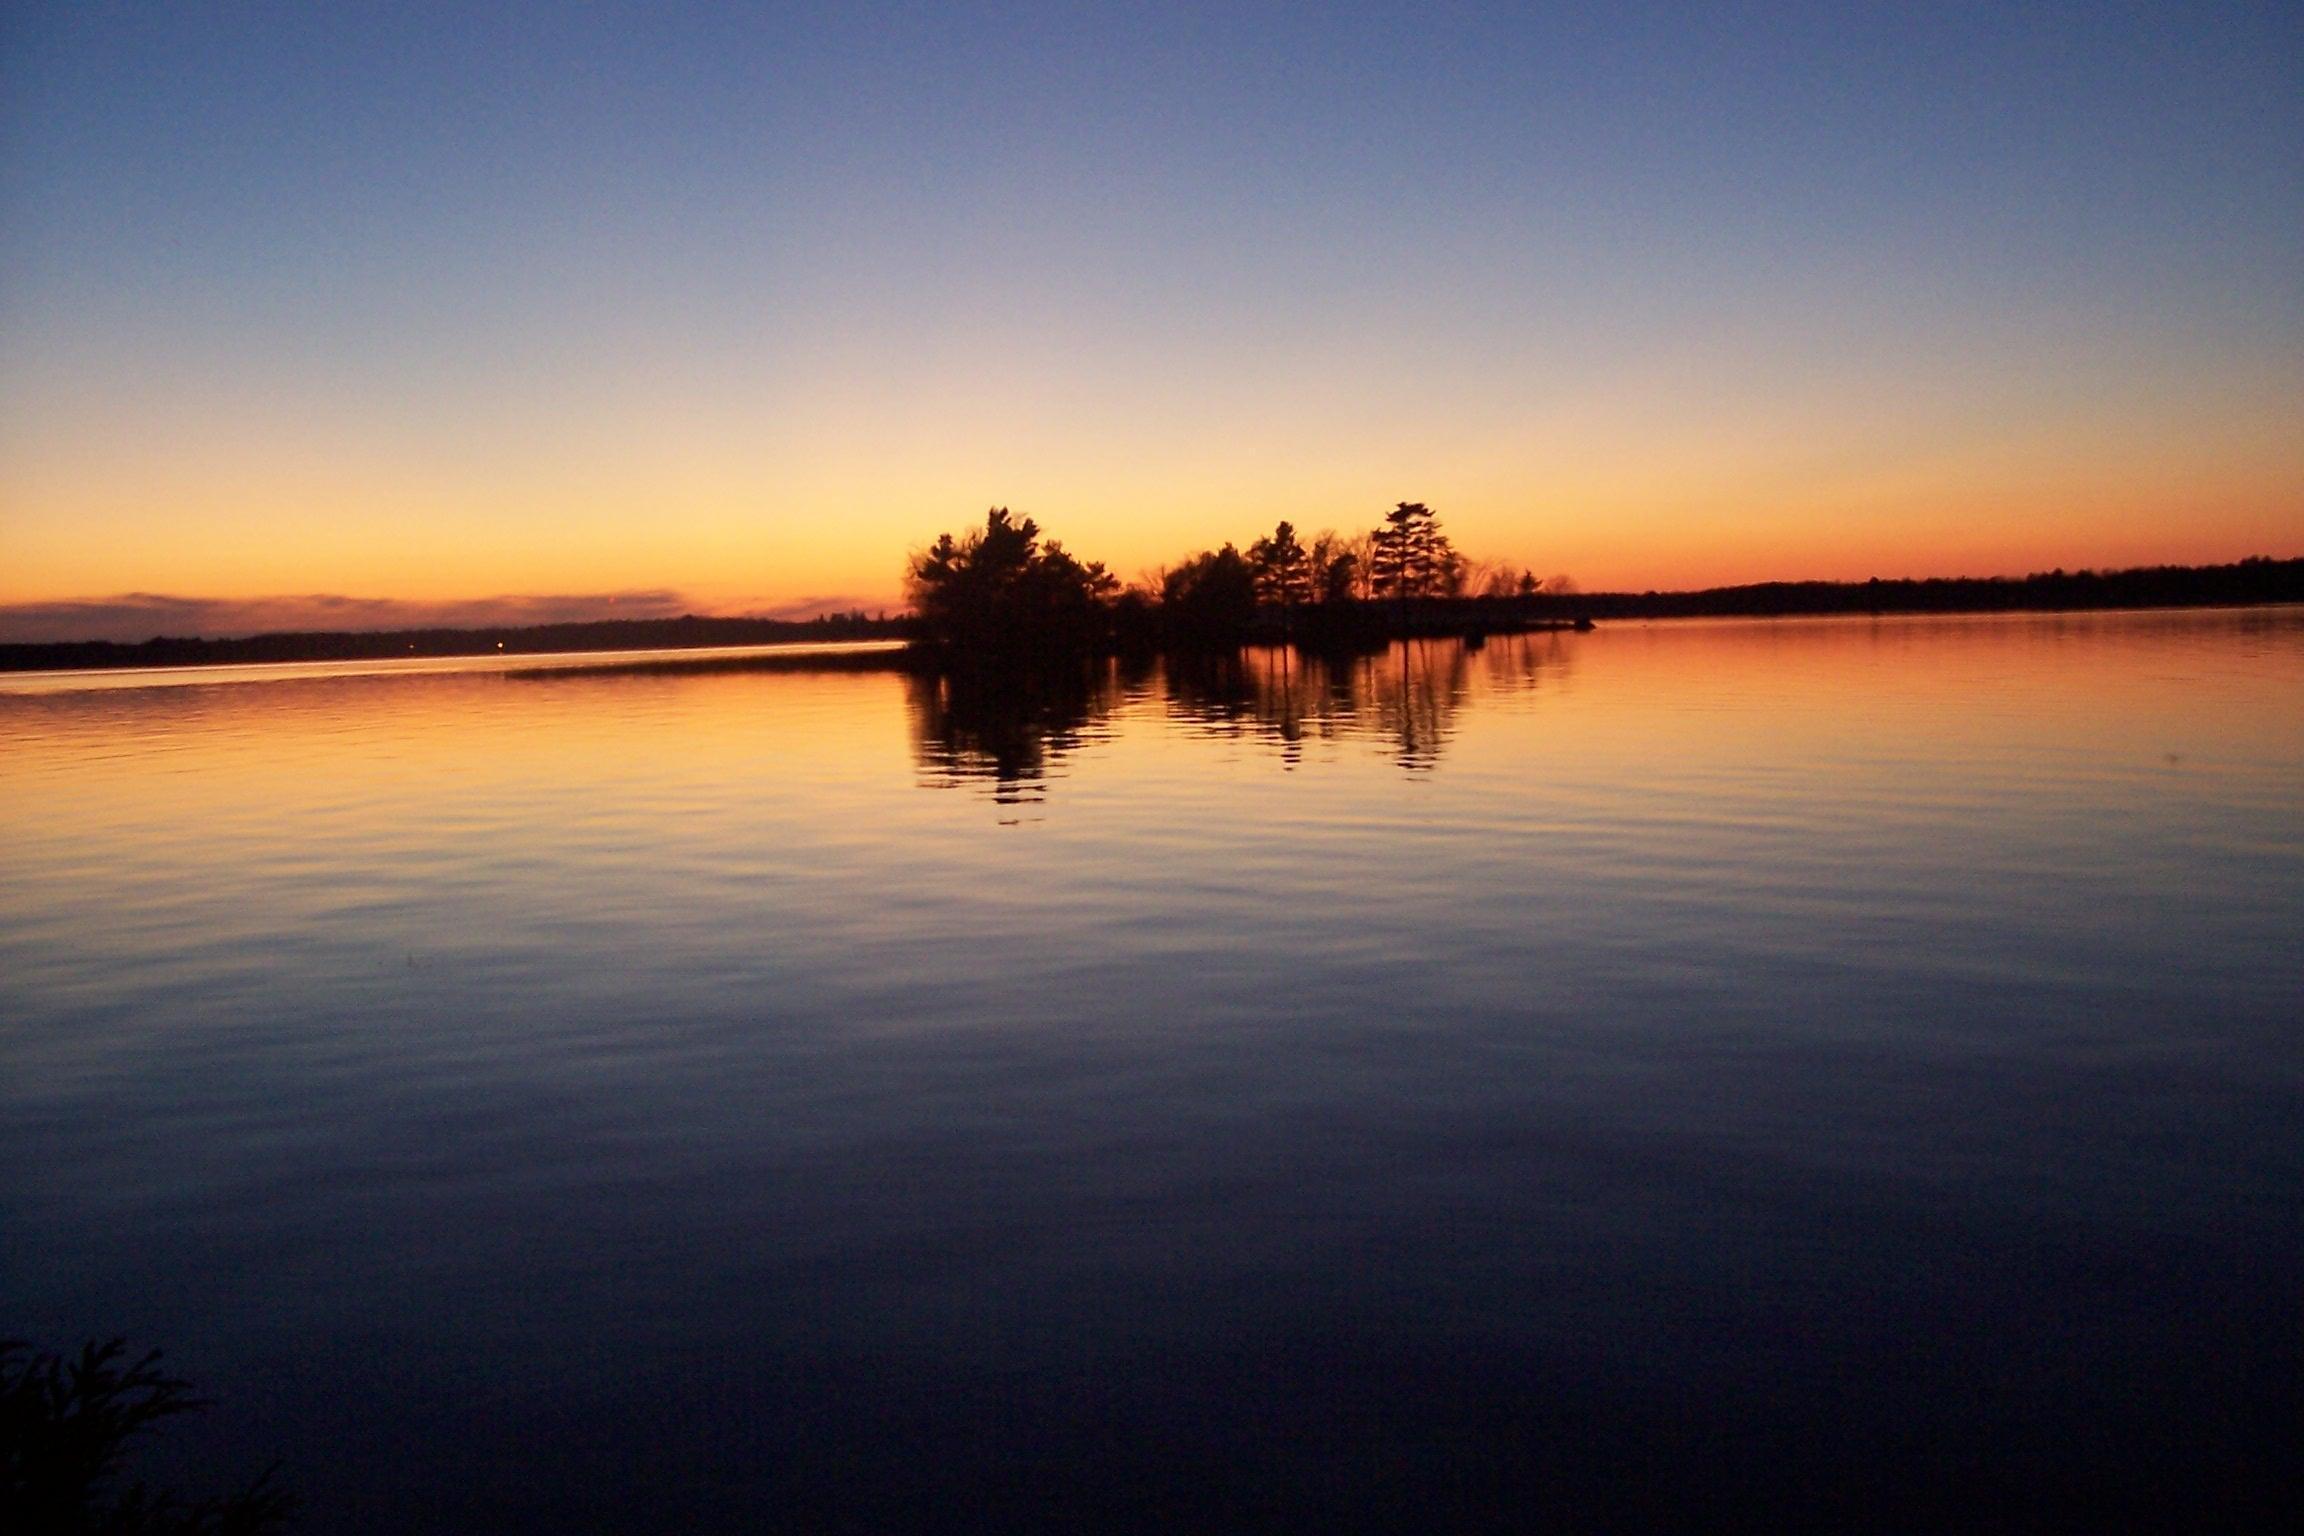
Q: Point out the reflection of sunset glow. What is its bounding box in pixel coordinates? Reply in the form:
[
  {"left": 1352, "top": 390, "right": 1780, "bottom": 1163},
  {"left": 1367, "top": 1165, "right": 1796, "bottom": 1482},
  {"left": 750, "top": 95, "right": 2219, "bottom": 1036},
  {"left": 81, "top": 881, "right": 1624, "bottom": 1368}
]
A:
[
  {"left": 12, "top": 613, "right": 2293, "bottom": 871},
  {"left": 902, "top": 612, "right": 2304, "bottom": 805},
  {"left": 0, "top": 664, "right": 917, "bottom": 871}
]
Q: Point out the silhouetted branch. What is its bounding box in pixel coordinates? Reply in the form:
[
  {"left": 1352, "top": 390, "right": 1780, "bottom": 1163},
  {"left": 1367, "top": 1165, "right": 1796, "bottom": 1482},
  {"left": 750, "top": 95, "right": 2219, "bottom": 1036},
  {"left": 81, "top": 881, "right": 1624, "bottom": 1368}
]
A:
[{"left": 1, "top": 1339, "right": 296, "bottom": 1534}]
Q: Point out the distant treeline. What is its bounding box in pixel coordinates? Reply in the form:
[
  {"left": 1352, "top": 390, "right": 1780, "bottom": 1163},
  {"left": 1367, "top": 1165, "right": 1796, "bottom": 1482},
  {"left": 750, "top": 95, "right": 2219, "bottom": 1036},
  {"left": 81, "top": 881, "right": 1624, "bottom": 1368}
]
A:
[
  {"left": 907, "top": 503, "right": 1585, "bottom": 660},
  {"left": 5, "top": 554, "right": 2297, "bottom": 675},
  {"left": 0, "top": 610, "right": 912, "bottom": 673},
  {"left": 905, "top": 503, "right": 2303, "bottom": 662},
  {"left": 1571, "top": 556, "right": 2304, "bottom": 621}
]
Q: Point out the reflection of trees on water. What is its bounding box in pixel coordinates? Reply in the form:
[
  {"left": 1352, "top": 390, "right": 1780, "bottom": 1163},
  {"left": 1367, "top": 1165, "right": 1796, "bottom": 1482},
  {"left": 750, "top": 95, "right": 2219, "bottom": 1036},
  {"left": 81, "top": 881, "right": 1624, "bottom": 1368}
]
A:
[
  {"left": 907, "top": 662, "right": 1128, "bottom": 803},
  {"left": 909, "top": 634, "right": 1571, "bottom": 796},
  {"left": 1169, "top": 632, "right": 1573, "bottom": 771}
]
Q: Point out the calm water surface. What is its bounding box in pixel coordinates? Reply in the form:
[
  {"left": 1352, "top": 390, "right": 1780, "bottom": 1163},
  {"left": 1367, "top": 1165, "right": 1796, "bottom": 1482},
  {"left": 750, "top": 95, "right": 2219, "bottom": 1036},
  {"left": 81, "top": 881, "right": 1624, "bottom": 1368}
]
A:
[{"left": 3, "top": 612, "right": 2300, "bottom": 1530}]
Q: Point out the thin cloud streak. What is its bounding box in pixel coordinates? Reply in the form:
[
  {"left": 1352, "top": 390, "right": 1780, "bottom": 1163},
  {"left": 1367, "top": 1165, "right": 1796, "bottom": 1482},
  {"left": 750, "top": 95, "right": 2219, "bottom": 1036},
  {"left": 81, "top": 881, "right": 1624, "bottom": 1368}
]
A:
[
  {"left": 0, "top": 590, "right": 707, "bottom": 644},
  {"left": 0, "top": 590, "right": 902, "bottom": 643}
]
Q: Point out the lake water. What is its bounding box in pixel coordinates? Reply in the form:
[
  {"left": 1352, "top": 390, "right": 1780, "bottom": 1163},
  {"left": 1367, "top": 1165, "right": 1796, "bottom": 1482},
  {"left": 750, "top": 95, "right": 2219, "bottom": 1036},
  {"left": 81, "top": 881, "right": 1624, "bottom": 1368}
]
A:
[{"left": 3, "top": 611, "right": 2299, "bottom": 1531}]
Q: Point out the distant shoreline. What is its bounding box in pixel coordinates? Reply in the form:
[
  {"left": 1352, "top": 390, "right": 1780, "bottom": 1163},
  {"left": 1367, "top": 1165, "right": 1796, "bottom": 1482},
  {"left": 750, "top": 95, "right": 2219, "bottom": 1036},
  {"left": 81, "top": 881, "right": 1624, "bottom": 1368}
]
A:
[
  {"left": 1559, "top": 556, "right": 2302, "bottom": 624},
  {"left": 2, "top": 557, "right": 2294, "bottom": 673},
  {"left": 0, "top": 612, "right": 915, "bottom": 675}
]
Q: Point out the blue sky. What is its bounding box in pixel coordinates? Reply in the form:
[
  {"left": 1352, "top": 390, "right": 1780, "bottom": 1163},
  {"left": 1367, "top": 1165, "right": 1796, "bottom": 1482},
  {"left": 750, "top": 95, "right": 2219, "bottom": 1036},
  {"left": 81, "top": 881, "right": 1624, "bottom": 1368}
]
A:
[{"left": 3, "top": 2, "right": 2299, "bottom": 635}]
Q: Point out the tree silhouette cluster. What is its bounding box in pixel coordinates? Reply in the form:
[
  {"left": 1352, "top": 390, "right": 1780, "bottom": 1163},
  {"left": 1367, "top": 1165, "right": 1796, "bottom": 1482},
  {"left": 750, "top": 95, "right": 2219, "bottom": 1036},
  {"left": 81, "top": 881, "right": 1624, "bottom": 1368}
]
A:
[
  {"left": 905, "top": 507, "right": 1119, "bottom": 660},
  {"left": 1246, "top": 523, "right": 1312, "bottom": 608},
  {"left": 1158, "top": 545, "right": 1259, "bottom": 643},
  {"left": 1150, "top": 500, "right": 1536, "bottom": 641},
  {"left": 1367, "top": 502, "right": 1460, "bottom": 603},
  {"left": 901, "top": 499, "right": 2304, "bottom": 669},
  {"left": 906, "top": 500, "right": 1551, "bottom": 659}
]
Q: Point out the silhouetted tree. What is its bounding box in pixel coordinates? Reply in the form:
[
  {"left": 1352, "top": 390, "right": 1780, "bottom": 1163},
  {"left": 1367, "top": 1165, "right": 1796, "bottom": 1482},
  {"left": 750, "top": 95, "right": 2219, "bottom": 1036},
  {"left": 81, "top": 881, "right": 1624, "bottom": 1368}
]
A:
[
  {"left": 1437, "top": 545, "right": 1466, "bottom": 597},
  {"left": 1159, "top": 545, "right": 1258, "bottom": 647},
  {"left": 1248, "top": 521, "right": 1314, "bottom": 610},
  {"left": 1306, "top": 530, "right": 1359, "bottom": 605},
  {"left": 1368, "top": 516, "right": 1407, "bottom": 601},
  {"left": 1369, "top": 502, "right": 1461, "bottom": 613},
  {"left": 1108, "top": 585, "right": 1159, "bottom": 653},
  {"left": 1, "top": 1339, "right": 295, "bottom": 1533},
  {"left": 906, "top": 507, "right": 1118, "bottom": 658},
  {"left": 1465, "top": 558, "right": 1521, "bottom": 600}
]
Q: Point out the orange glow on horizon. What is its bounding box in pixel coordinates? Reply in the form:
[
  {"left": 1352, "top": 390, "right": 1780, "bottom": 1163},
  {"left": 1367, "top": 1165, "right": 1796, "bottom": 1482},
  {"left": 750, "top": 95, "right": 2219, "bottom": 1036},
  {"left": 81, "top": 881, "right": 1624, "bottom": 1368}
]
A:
[{"left": 3, "top": 354, "right": 2298, "bottom": 626}]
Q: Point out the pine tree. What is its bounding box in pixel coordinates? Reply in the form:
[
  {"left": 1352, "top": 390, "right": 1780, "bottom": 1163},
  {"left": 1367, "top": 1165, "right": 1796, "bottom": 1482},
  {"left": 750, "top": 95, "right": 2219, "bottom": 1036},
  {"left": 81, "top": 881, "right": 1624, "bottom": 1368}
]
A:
[
  {"left": 1369, "top": 502, "right": 1456, "bottom": 602},
  {"left": 1248, "top": 521, "right": 1314, "bottom": 612}
]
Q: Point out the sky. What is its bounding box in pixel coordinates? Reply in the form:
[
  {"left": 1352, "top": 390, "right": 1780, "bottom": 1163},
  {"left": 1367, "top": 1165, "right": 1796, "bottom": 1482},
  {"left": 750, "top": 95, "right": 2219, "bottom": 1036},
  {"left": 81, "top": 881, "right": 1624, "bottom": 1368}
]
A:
[{"left": 2, "top": 1, "right": 2300, "bottom": 639}]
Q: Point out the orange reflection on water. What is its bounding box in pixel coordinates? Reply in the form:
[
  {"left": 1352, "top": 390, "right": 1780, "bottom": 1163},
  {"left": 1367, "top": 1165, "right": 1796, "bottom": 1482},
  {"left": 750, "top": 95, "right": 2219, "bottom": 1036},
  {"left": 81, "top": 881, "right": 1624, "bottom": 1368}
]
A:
[
  {"left": 2, "top": 612, "right": 2298, "bottom": 878},
  {"left": 0, "top": 655, "right": 920, "bottom": 917}
]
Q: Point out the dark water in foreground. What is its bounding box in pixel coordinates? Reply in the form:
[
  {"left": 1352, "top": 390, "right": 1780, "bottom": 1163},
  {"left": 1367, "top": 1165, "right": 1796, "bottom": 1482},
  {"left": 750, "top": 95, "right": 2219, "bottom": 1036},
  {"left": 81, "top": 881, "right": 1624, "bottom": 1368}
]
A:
[{"left": 3, "top": 612, "right": 2300, "bottom": 1531}]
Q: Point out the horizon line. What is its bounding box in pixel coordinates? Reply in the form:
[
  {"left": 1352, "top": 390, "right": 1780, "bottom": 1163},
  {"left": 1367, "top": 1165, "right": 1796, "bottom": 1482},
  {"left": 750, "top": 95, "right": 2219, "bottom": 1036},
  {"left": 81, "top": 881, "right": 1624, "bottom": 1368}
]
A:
[{"left": 2, "top": 555, "right": 2297, "bottom": 647}]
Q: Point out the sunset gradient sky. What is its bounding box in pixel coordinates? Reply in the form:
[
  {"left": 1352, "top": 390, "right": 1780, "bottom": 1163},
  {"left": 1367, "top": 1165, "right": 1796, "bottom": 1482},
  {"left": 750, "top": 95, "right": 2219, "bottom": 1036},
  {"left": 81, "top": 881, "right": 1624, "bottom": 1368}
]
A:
[{"left": 3, "top": 2, "right": 2300, "bottom": 638}]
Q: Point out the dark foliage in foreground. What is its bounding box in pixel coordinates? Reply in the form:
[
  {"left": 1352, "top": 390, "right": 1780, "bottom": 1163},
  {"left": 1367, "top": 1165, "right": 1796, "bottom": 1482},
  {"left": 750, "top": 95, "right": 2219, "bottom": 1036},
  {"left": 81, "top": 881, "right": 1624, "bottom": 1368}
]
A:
[{"left": 1, "top": 1340, "right": 294, "bottom": 1535}]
